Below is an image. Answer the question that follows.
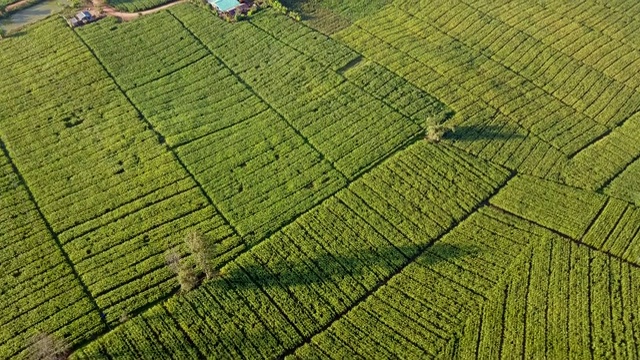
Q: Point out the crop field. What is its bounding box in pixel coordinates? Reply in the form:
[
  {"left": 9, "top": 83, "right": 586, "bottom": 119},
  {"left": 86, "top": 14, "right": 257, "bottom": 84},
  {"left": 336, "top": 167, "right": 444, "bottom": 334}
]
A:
[{"left": 1, "top": 0, "right": 640, "bottom": 358}]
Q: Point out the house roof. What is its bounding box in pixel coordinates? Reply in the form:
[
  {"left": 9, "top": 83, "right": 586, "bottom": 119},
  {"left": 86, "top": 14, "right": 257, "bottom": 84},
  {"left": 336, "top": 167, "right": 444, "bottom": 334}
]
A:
[
  {"left": 76, "top": 11, "right": 92, "bottom": 20},
  {"left": 208, "top": 0, "right": 240, "bottom": 12}
]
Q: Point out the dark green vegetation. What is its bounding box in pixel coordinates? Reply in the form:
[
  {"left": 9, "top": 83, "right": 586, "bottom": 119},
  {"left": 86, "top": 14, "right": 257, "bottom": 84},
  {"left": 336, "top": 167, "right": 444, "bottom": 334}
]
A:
[{"left": 1, "top": 0, "right": 640, "bottom": 358}]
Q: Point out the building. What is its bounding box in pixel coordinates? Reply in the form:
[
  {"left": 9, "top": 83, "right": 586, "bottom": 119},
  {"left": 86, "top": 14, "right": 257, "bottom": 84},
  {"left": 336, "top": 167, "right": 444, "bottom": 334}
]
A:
[
  {"left": 207, "top": 0, "right": 242, "bottom": 13},
  {"left": 68, "top": 11, "right": 94, "bottom": 27}
]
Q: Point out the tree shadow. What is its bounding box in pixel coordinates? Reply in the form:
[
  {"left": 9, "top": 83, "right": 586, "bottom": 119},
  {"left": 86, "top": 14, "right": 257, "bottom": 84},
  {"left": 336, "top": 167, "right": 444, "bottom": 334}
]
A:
[
  {"left": 221, "top": 242, "right": 478, "bottom": 289},
  {"left": 446, "top": 124, "right": 526, "bottom": 142}
]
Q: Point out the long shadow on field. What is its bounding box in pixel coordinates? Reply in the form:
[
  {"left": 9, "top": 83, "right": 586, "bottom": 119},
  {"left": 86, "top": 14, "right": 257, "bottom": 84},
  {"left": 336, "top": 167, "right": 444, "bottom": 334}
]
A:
[
  {"left": 93, "top": 242, "right": 478, "bottom": 359},
  {"left": 446, "top": 124, "right": 526, "bottom": 142},
  {"left": 222, "top": 242, "right": 477, "bottom": 290}
]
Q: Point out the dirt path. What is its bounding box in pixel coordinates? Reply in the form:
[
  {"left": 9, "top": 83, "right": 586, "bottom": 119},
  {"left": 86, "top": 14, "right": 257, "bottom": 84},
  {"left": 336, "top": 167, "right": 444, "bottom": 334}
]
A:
[
  {"left": 5, "top": 0, "right": 34, "bottom": 12},
  {"left": 96, "top": 0, "right": 186, "bottom": 21},
  {"left": 6, "top": 0, "right": 185, "bottom": 20}
]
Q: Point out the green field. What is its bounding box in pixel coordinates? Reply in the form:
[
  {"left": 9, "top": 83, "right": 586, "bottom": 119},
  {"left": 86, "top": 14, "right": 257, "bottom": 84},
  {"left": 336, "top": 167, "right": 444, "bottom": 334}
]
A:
[{"left": 1, "top": 0, "right": 640, "bottom": 358}]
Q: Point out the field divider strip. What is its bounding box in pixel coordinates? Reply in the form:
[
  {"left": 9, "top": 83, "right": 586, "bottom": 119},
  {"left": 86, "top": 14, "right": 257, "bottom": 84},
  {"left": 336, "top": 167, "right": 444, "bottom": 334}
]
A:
[
  {"left": 167, "top": 10, "right": 347, "bottom": 180},
  {"left": 70, "top": 26, "right": 242, "bottom": 242},
  {"left": 0, "top": 137, "right": 109, "bottom": 329},
  {"left": 124, "top": 52, "right": 210, "bottom": 92},
  {"left": 488, "top": 203, "right": 640, "bottom": 270},
  {"left": 280, "top": 169, "right": 517, "bottom": 358},
  {"left": 161, "top": 303, "right": 207, "bottom": 360}
]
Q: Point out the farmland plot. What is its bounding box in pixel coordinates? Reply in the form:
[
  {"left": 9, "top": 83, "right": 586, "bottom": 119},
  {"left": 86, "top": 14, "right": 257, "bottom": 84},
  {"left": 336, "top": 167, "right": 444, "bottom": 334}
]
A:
[
  {"left": 0, "top": 151, "right": 105, "bottom": 359},
  {"left": 76, "top": 13, "right": 209, "bottom": 91},
  {"left": 455, "top": 238, "right": 640, "bottom": 360},
  {"left": 335, "top": 24, "right": 569, "bottom": 181},
  {"left": 337, "top": 7, "right": 609, "bottom": 157},
  {"left": 70, "top": 141, "right": 511, "bottom": 359},
  {"left": 4, "top": 0, "right": 640, "bottom": 358},
  {"left": 294, "top": 207, "right": 557, "bottom": 358},
  {"left": 78, "top": 15, "right": 348, "bottom": 243},
  {"left": 170, "top": 6, "right": 425, "bottom": 179},
  {"left": 0, "top": 17, "right": 240, "bottom": 325}
]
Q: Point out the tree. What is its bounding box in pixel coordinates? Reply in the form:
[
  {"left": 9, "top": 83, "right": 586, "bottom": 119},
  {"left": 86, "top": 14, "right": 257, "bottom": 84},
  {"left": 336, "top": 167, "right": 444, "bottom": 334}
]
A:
[
  {"left": 426, "top": 124, "right": 454, "bottom": 143},
  {"left": 185, "top": 231, "right": 218, "bottom": 281},
  {"left": 165, "top": 250, "right": 198, "bottom": 292},
  {"left": 28, "top": 333, "right": 70, "bottom": 360}
]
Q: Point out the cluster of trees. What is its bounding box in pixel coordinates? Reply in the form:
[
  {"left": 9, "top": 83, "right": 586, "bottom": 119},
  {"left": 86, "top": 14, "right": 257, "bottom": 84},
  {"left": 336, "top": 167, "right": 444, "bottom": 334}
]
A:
[{"left": 166, "top": 231, "right": 220, "bottom": 293}]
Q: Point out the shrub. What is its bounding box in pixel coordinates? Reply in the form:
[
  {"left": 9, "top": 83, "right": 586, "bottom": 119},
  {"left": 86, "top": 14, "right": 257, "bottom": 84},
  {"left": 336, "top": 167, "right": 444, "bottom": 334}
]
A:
[{"left": 426, "top": 124, "right": 454, "bottom": 143}]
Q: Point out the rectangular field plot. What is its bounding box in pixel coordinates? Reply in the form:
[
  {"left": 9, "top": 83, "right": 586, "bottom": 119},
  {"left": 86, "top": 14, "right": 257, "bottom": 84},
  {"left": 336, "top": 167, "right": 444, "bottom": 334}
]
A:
[
  {"left": 335, "top": 8, "right": 609, "bottom": 157},
  {"left": 126, "top": 52, "right": 346, "bottom": 243},
  {"left": 490, "top": 175, "right": 607, "bottom": 239},
  {"left": 606, "top": 157, "right": 640, "bottom": 206},
  {"left": 71, "top": 141, "right": 511, "bottom": 359},
  {"left": 175, "top": 108, "right": 346, "bottom": 243},
  {"left": 0, "top": 18, "right": 240, "bottom": 324},
  {"left": 397, "top": 0, "right": 640, "bottom": 129},
  {"left": 343, "top": 60, "right": 454, "bottom": 128},
  {"left": 76, "top": 13, "right": 209, "bottom": 91},
  {"left": 249, "top": 11, "right": 360, "bottom": 71},
  {"left": 334, "top": 24, "right": 569, "bottom": 182},
  {"left": 127, "top": 56, "right": 269, "bottom": 148},
  {"left": 0, "top": 152, "right": 104, "bottom": 360},
  {"left": 170, "top": 5, "right": 423, "bottom": 179},
  {"left": 456, "top": 238, "right": 640, "bottom": 360},
  {"left": 294, "top": 207, "right": 555, "bottom": 358},
  {"left": 562, "top": 112, "right": 640, "bottom": 191}
]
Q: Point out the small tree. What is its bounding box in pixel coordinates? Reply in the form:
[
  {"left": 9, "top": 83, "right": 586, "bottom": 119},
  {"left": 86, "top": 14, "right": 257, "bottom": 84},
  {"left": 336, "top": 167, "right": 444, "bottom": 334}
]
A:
[
  {"left": 185, "top": 231, "right": 218, "bottom": 281},
  {"left": 426, "top": 124, "right": 454, "bottom": 143},
  {"left": 29, "top": 333, "right": 69, "bottom": 360},
  {"left": 166, "top": 250, "right": 198, "bottom": 292}
]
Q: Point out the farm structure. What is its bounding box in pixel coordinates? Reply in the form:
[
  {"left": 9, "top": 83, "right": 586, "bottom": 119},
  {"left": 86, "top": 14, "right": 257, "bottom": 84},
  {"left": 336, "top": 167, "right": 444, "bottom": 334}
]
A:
[
  {"left": 207, "top": 0, "right": 248, "bottom": 14},
  {"left": 68, "top": 11, "right": 95, "bottom": 27}
]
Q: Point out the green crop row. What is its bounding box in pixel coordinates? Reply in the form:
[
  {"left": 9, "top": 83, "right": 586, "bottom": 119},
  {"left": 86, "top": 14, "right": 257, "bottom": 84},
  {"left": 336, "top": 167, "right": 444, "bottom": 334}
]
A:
[
  {"left": 0, "top": 17, "right": 243, "bottom": 328},
  {"left": 456, "top": 237, "right": 640, "bottom": 359},
  {"left": 581, "top": 198, "right": 640, "bottom": 264},
  {"left": 71, "top": 141, "right": 510, "bottom": 358},
  {"left": 401, "top": 0, "right": 640, "bottom": 129},
  {"left": 76, "top": 13, "right": 209, "bottom": 91},
  {"left": 334, "top": 23, "right": 570, "bottom": 181},
  {"left": 490, "top": 175, "right": 607, "bottom": 239},
  {"left": 294, "top": 206, "right": 554, "bottom": 357},
  {"left": 170, "top": 4, "right": 423, "bottom": 179},
  {"left": 563, "top": 112, "right": 640, "bottom": 191},
  {"left": 249, "top": 11, "right": 360, "bottom": 71},
  {"left": 176, "top": 109, "right": 346, "bottom": 243},
  {"left": 346, "top": 7, "right": 609, "bottom": 156},
  {"left": 107, "top": 0, "right": 172, "bottom": 13},
  {"left": 606, "top": 157, "right": 640, "bottom": 206},
  {"left": 128, "top": 56, "right": 269, "bottom": 147},
  {"left": 70, "top": 305, "right": 198, "bottom": 359},
  {"left": 129, "top": 53, "right": 346, "bottom": 243},
  {"left": 540, "top": 0, "right": 640, "bottom": 52},
  {"left": 343, "top": 60, "right": 453, "bottom": 128},
  {"left": 470, "top": 0, "right": 640, "bottom": 91},
  {"left": 0, "top": 153, "right": 104, "bottom": 360}
]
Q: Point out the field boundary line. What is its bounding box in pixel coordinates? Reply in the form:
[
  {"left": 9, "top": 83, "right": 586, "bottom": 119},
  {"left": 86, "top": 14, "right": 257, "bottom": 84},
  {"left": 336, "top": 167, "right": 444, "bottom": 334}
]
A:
[
  {"left": 0, "top": 138, "right": 109, "bottom": 329},
  {"left": 161, "top": 303, "right": 207, "bottom": 360},
  {"left": 71, "top": 26, "right": 242, "bottom": 241},
  {"left": 280, "top": 170, "right": 517, "bottom": 358},
  {"left": 167, "top": 10, "right": 348, "bottom": 180},
  {"left": 488, "top": 203, "right": 640, "bottom": 270},
  {"left": 428, "top": 0, "right": 640, "bottom": 129}
]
